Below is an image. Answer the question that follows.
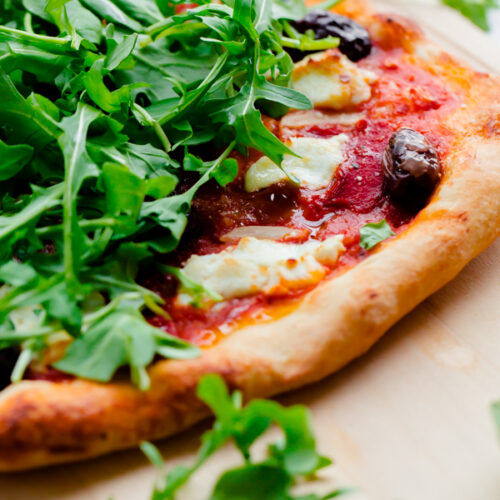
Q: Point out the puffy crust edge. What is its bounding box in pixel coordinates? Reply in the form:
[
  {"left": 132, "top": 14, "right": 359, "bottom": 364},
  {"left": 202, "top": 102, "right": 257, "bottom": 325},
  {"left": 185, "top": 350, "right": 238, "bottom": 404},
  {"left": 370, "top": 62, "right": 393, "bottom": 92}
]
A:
[{"left": 1, "top": 11, "right": 500, "bottom": 471}]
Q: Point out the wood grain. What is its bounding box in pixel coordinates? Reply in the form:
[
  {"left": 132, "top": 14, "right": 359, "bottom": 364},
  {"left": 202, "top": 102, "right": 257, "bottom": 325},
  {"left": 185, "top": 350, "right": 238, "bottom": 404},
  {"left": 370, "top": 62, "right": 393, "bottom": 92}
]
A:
[{"left": 0, "top": 3, "right": 499, "bottom": 499}]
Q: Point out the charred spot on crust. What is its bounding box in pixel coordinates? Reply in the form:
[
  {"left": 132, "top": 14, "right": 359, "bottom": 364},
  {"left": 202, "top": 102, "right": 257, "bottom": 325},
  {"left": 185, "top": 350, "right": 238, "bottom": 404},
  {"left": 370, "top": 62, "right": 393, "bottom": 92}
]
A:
[
  {"left": 49, "top": 444, "right": 87, "bottom": 454},
  {"left": 372, "top": 13, "right": 422, "bottom": 51},
  {"left": 481, "top": 115, "right": 500, "bottom": 137}
]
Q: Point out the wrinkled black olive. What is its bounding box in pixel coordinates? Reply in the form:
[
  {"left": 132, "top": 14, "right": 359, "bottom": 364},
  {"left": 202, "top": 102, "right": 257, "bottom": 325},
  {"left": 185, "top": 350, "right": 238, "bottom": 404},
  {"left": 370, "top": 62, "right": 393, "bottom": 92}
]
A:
[
  {"left": 382, "top": 128, "right": 442, "bottom": 208},
  {"left": 291, "top": 10, "right": 372, "bottom": 62},
  {"left": 0, "top": 348, "right": 18, "bottom": 390}
]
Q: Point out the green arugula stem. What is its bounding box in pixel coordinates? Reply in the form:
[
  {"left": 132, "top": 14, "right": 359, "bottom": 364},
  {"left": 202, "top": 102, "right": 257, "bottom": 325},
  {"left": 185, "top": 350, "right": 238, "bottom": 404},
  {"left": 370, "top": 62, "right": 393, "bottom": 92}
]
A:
[
  {"left": 132, "top": 103, "right": 172, "bottom": 152},
  {"left": 36, "top": 217, "right": 117, "bottom": 237},
  {"left": 0, "top": 275, "right": 61, "bottom": 314},
  {"left": 10, "top": 343, "right": 34, "bottom": 382},
  {"left": 144, "top": 295, "right": 171, "bottom": 320},
  {"left": 0, "top": 327, "right": 56, "bottom": 342},
  {"left": 23, "top": 13, "right": 34, "bottom": 34},
  {"left": 90, "top": 274, "right": 160, "bottom": 298},
  {"left": 280, "top": 35, "right": 339, "bottom": 50},
  {"left": 81, "top": 292, "right": 150, "bottom": 325},
  {"left": 191, "top": 139, "right": 237, "bottom": 191},
  {"left": 158, "top": 50, "right": 230, "bottom": 125},
  {"left": 145, "top": 6, "right": 233, "bottom": 38},
  {"left": 160, "top": 264, "right": 222, "bottom": 305},
  {"left": 63, "top": 141, "right": 84, "bottom": 292},
  {"left": 149, "top": 21, "right": 208, "bottom": 41},
  {"left": 0, "top": 25, "right": 72, "bottom": 49}
]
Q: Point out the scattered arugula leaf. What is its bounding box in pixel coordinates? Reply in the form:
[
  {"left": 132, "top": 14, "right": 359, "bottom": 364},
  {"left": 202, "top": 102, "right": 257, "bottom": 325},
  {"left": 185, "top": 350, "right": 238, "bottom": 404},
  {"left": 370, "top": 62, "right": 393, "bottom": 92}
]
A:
[
  {"left": 442, "top": 0, "right": 498, "bottom": 31},
  {"left": 491, "top": 400, "right": 500, "bottom": 435},
  {"left": 359, "top": 220, "right": 395, "bottom": 250},
  {"left": 141, "top": 374, "right": 352, "bottom": 500}
]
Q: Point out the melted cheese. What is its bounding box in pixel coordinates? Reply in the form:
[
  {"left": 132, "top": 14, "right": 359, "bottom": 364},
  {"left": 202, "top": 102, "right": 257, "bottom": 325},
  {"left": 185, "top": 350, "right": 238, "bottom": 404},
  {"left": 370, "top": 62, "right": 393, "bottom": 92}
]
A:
[
  {"left": 245, "top": 135, "right": 348, "bottom": 192},
  {"left": 178, "top": 235, "right": 345, "bottom": 304},
  {"left": 292, "top": 49, "right": 377, "bottom": 109}
]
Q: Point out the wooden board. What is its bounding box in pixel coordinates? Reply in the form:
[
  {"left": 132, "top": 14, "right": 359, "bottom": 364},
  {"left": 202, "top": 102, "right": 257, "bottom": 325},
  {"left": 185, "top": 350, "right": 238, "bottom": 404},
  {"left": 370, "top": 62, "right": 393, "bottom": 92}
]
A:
[{"left": 1, "top": 3, "right": 499, "bottom": 499}]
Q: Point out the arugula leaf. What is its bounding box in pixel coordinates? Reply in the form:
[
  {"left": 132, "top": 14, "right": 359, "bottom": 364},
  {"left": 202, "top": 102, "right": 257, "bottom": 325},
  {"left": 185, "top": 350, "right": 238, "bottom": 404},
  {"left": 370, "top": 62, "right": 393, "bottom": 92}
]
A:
[
  {"left": 54, "top": 305, "right": 199, "bottom": 390},
  {"left": 0, "top": 261, "right": 81, "bottom": 332},
  {"left": 212, "top": 83, "right": 299, "bottom": 167},
  {"left": 140, "top": 141, "right": 235, "bottom": 252},
  {"left": 210, "top": 464, "right": 292, "bottom": 500},
  {"left": 143, "top": 375, "right": 350, "bottom": 500},
  {"left": 0, "top": 260, "right": 37, "bottom": 287},
  {"left": 101, "top": 162, "right": 145, "bottom": 231},
  {"left": 104, "top": 32, "right": 138, "bottom": 70},
  {"left": 0, "top": 183, "right": 63, "bottom": 256},
  {"left": 0, "top": 69, "right": 60, "bottom": 149},
  {"left": 111, "top": 0, "right": 163, "bottom": 25},
  {"left": 23, "top": 0, "right": 53, "bottom": 21},
  {"left": 272, "top": 0, "right": 307, "bottom": 20},
  {"left": 58, "top": 0, "right": 103, "bottom": 44},
  {"left": 140, "top": 192, "right": 193, "bottom": 253},
  {"left": 57, "top": 103, "right": 101, "bottom": 296},
  {"left": 145, "top": 174, "right": 178, "bottom": 199},
  {"left": 492, "top": 400, "right": 500, "bottom": 435},
  {"left": 80, "top": 0, "right": 144, "bottom": 31},
  {"left": 47, "top": 0, "right": 88, "bottom": 49},
  {"left": 359, "top": 220, "right": 395, "bottom": 250},
  {"left": 212, "top": 158, "right": 239, "bottom": 187},
  {"left": 0, "top": 141, "right": 33, "bottom": 181},
  {"left": 83, "top": 59, "right": 139, "bottom": 113},
  {"left": 442, "top": 0, "right": 498, "bottom": 31}
]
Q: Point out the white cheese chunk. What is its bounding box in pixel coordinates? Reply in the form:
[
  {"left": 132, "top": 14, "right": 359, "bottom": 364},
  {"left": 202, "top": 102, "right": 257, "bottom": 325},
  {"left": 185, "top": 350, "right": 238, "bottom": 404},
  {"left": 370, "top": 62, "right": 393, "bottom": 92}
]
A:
[
  {"left": 8, "top": 306, "right": 41, "bottom": 332},
  {"left": 245, "top": 134, "right": 348, "bottom": 192},
  {"left": 179, "top": 235, "right": 345, "bottom": 303},
  {"left": 292, "top": 49, "right": 377, "bottom": 110}
]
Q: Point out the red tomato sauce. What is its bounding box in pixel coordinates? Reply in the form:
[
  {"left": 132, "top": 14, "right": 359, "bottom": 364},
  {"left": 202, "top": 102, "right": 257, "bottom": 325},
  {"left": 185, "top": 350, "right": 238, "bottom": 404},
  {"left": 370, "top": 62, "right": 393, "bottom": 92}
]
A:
[{"left": 146, "top": 45, "right": 459, "bottom": 345}]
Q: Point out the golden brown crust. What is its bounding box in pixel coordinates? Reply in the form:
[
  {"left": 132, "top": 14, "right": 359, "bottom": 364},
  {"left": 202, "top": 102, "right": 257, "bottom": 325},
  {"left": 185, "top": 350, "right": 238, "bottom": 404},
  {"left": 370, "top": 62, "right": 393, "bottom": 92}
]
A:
[{"left": 1, "top": 7, "right": 500, "bottom": 471}]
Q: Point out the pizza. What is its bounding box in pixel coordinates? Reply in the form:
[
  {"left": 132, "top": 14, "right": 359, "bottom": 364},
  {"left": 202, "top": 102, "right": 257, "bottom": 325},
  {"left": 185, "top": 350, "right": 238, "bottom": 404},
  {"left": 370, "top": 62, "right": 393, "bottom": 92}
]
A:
[{"left": 0, "top": 0, "right": 499, "bottom": 470}]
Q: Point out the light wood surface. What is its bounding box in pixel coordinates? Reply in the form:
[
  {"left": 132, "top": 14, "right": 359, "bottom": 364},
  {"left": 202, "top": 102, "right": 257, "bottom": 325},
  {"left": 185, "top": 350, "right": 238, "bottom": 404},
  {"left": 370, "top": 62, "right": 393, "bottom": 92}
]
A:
[{"left": 1, "top": 3, "right": 499, "bottom": 499}]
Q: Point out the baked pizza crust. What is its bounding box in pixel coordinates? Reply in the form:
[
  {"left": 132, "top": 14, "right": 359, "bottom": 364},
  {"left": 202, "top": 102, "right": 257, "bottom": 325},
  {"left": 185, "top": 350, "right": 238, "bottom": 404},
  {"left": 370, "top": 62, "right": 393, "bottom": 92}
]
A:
[{"left": 1, "top": 2, "right": 500, "bottom": 470}]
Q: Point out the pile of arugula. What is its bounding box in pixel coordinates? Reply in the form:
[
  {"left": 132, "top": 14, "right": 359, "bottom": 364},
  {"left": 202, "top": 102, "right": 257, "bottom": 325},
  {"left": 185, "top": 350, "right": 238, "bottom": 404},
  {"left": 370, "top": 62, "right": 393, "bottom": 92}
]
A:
[
  {"left": 141, "top": 374, "right": 350, "bottom": 500},
  {"left": 0, "top": 0, "right": 340, "bottom": 388}
]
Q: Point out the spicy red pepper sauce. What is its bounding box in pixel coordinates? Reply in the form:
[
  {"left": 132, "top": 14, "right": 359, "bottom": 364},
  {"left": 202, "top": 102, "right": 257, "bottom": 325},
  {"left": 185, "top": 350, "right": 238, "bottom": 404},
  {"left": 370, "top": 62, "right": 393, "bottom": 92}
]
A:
[{"left": 147, "top": 45, "right": 460, "bottom": 345}]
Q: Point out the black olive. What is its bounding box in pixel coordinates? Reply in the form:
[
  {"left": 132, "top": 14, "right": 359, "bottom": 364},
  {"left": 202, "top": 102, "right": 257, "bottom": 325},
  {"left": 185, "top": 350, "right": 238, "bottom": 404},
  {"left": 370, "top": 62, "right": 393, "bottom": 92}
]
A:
[
  {"left": 0, "top": 348, "right": 18, "bottom": 390},
  {"left": 290, "top": 10, "right": 372, "bottom": 62},
  {"left": 382, "top": 128, "right": 442, "bottom": 208}
]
